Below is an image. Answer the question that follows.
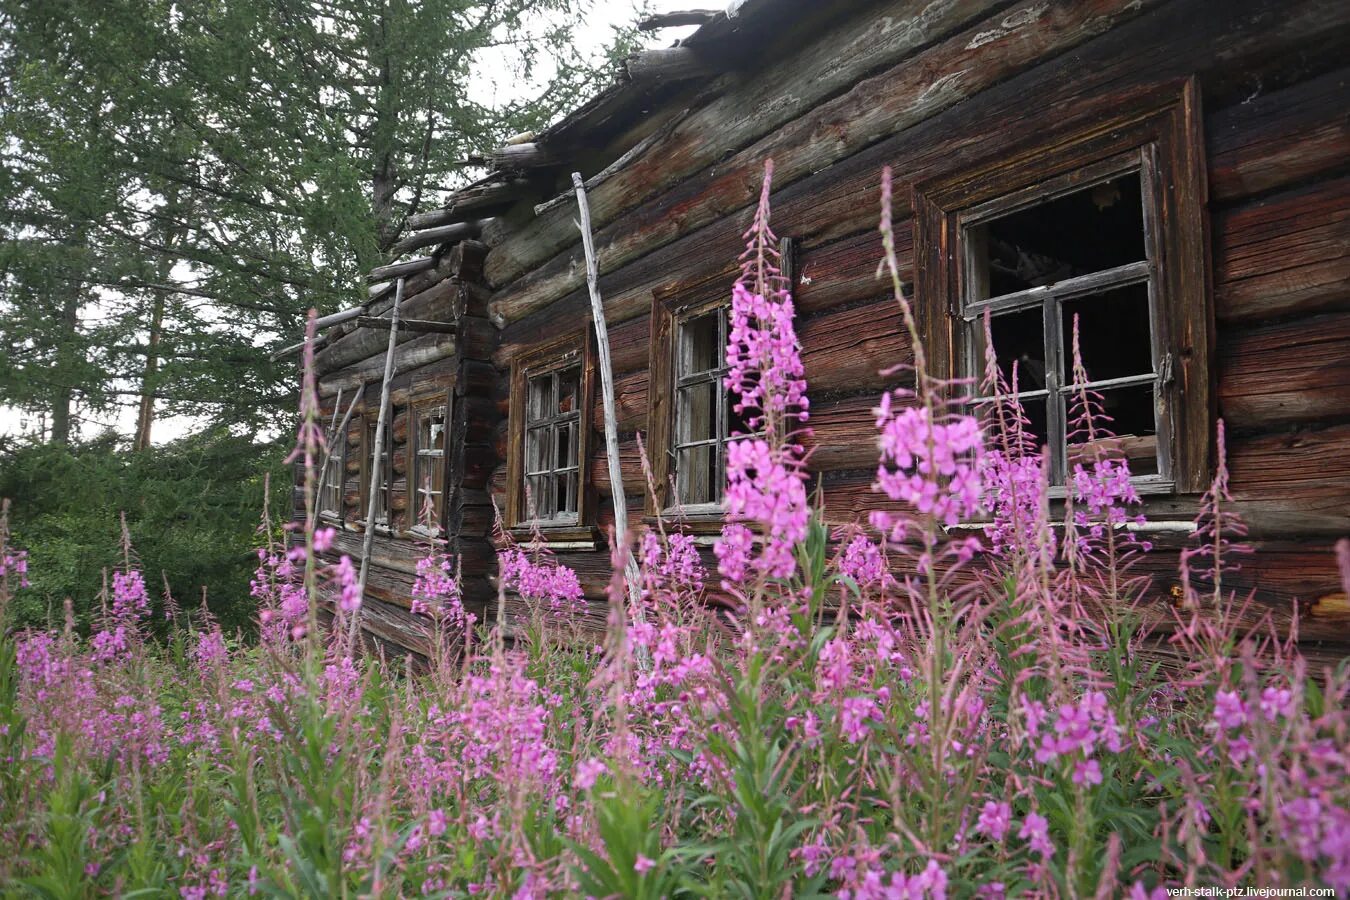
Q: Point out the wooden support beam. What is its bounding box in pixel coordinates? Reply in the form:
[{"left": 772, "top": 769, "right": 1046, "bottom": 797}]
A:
[
  {"left": 367, "top": 255, "right": 436, "bottom": 284},
  {"left": 357, "top": 276, "right": 405, "bottom": 620},
  {"left": 355, "top": 315, "right": 457, "bottom": 334},
  {"left": 572, "top": 172, "right": 648, "bottom": 657},
  {"left": 406, "top": 180, "right": 535, "bottom": 230},
  {"left": 269, "top": 333, "right": 328, "bottom": 362},
  {"left": 624, "top": 46, "right": 719, "bottom": 83},
  {"left": 389, "top": 219, "right": 486, "bottom": 257},
  {"left": 314, "top": 305, "right": 367, "bottom": 330},
  {"left": 491, "top": 142, "right": 558, "bottom": 170},
  {"left": 638, "top": 8, "right": 719, "bottom": 30}
]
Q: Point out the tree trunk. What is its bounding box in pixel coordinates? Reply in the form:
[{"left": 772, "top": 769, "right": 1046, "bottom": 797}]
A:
[
  {"left": 49, "top": 291, "right": 80, "bottom": 445},
  {"left": 133, "top": 290, "right": 166, "bottom": 450}
]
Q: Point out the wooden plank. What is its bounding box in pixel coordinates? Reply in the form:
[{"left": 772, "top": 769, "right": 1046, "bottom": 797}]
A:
[
  {"left": 802, "top": 394, "right": 880, "bottom": 472},
  {"left": 406, "top": 179, "right": 534, "bottom": 230},
  {"left": 487, "top": 0, "right": 1166, "bottom": 323},
  {"left": 355, "top": 316, "right": 457, "bottom": 334},
  {"left": 625, "top": 47, "right": 720, "bottom": 83},
  {"left": 1219, "top": 311, "right": 1350, "bottom": 428},
  {"left": 482, "top": 0, "right": 1008, "bottom": 289},
  {"left": 1215, "top": 175, "right": 1350, "bottom": 322},
  {"left": 800, "top": 296, "right": 914, "bottom": 396},
  {"left": 795, "top": 227, "right": 896, "bottom": 314},
  {"left": 638, "top": 9, "right": 719, "bottom": 30},
  {"left": 1227, "top": 422, "right": 1350, "bottom": 537},
  {"left": 1207, "top": 67, "right": 1350, "bottom": 203}
]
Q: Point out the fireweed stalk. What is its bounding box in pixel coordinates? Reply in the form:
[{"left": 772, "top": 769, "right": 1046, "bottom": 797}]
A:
[{"left": 0, "top": 165, "right": 1347, "bottom": 896}]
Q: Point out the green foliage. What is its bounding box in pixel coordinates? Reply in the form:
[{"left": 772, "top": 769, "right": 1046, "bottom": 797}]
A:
[{"left": 0, "top": 430, "right": 287, "bottom": 634}]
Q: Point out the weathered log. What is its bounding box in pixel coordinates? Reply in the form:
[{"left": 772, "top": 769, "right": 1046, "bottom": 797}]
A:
[
  {"left": 355, "top": 316, "right": 457, "bottom": 334},
  {"left": 389, "top": 220, "right": 485, "bottom": 257},
  {"left": 802, "top": 394, "right": 880, "bottom": 472},
  {"left": 624, "top": 47, "right": 719, "bottom": 84},
  {"left": 799, "top": 296, "right": 913, "bottom": 396},
  {"left": 491, "top": 143, "right": 558, "bottom": 170},
  {"left": 1207, "top": 67, "right": 1350, "bottom": 203},
  {"left": 488, "top": 0, "right": 1348, "bottom": 329},
  {"left": 482, "top": 0, "right": 1008, "bottom": 290},
  {"left": 1219, "top": 311, "right": 1350, "bottom": 428},
  {"left": 317, "top": 278, "right": 458, "bottom": 374},
  {"left": 319, "top": 333, "right": 457, "bottom": 397},
  {"left": 638, "top": 8, "right": 719, "bottom": 30},
  {"left": 407, "top": 180, "right": 535, "bottom": 231},
  {"left": 368, "top": 255, "right": 437, "bottom": 284},
  {"left": 1215, "top": 175, "right": 1350, "bottom": 322}
]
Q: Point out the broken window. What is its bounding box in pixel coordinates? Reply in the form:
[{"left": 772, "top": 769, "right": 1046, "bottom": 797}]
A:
[
  {"left": 962, "top": 163, "right": 1165, "bottom": 484},
  {"left": 914, "top": 83, "right": 1215, "bottom": 494},
  {"left": 672, "top": 307, "right": 748, "bottom": 508},
  {"left": 319, "top": 431, "right": 345, "bottom": 519},
  {"left": 523, "top": 365, "right": 582, "bottom": 524},
  {"left": 365, "top": 409, "right": 395, "bottom": 526},
  {"left": 413, "top": 404, "right": 447, "bottom": 532}
]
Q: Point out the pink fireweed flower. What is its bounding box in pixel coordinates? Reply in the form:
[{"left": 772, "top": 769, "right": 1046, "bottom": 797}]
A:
[
  {"left": 1212, "top": 690, "right": 1248, "bottom": 731},
  {"left": 723, "top": 438, "right": 809, "bottom": 580},
  {"left": 1019, "top": 811, "right": 1055, "bottom": 859},
  {"left": 574, "top": 758, "right": 606, "bottom": 791},
  {"left": 410, "top": 545, "right": 464, "bottom": 626},
  {"left": 634, "top": 855, "right": 656, "bottom": 875},
  {"left": 870, "top": 395, "right": 984, "bottom": 538},
  {"left": 976, "top": 801, "right": 1012, "bottom": 842},
  {"left": 838, "top": 534, "right": 888, "bottom": 590},
  {"left": 714, "top": 523, "right": 754, "bottom": 589},
  {"left": 499, "top": 547, "right": 584, "bottom": 618}
]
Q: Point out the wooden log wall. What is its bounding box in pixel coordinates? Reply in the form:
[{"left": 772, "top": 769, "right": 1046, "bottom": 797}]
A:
[{"left": 481, "top": 0, "right": 1350, "bottom": 653}]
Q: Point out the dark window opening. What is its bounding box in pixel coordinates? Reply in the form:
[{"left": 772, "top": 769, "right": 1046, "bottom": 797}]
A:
[{"left": 967, "top": 165, "right": 1163, "bottom": 484}]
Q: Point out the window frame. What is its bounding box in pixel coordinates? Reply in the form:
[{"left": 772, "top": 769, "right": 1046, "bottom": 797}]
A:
[
  {"left": 318, "top": 424, "right": 347, "bottom": 521},
  {"left": 360, "top": 404, "right": 397, "bottom": 530},
  {"left": 648, "top": 290, "right": 736, "bottom": 522},
  {"left": 913, "top": 79, "right": 1213, "bottom": 494},
  {"left": 506, "top": 329, "right": 596, "bottom": 534},
  {"left": 409, "top": 393, "right": 452, "bottom": 536}
]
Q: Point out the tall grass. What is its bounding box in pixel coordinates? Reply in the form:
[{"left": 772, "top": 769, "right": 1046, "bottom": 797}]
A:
[{"left": 0, "top": 165, "right": 1346, "bottom": 897}]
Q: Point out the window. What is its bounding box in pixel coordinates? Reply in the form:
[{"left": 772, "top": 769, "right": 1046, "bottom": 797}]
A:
[
  {"left": 671, "top": 307, "right": 750, "bottom": 508},
  {"left": 914, "top": 81, "right": 1213, "bottom": 493},
  {"left": 412, "top": 401, "right": 448, "bottom": 532},
  {"left": 507, "top": 332, "right": 595, "bottom": 531},
  {"left": 364, "top": 410, "right": 394, "bottom": 527},
  {"left": 319, "top": 430, "right": 346, "bottom": 519},
  {"left": 648, "top": 285, "right": 762, "bottom": 517}
]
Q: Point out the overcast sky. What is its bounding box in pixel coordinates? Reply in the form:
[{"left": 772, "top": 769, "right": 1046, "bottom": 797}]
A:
[{"left": 0, "top": 0, "right": 708, "bottom": 445}]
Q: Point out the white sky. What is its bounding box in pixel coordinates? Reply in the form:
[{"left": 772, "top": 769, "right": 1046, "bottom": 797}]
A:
[{"left": 0, "top": 0, "right": 705, "bottom": 445}]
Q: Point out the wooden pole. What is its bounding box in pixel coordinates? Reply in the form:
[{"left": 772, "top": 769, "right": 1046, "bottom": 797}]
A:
[
  {"left": 357, "top": 276, "right": 405, "bottom": 616},
  {"left": 572, "top": 173, "right": 647, "bottom": 638}
]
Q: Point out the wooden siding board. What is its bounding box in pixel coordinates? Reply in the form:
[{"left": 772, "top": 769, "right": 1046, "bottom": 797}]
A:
[
  {"left": 1219, "top": 311, "right": 1350, "bottom": 428},
  {"left": 1214, "top": 175, "right": 1350, "bottom": 322}
]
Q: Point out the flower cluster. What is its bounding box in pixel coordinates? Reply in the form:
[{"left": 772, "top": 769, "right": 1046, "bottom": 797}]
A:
[
  {"left": 499, "top": 547, "right": 585, "bottom": 618},
  {"left": 871, "top": 396, "right": 984, "bottom": 539}
]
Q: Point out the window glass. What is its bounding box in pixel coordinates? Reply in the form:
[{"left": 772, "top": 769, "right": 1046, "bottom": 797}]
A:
[
  {"left": 414, "top": 405, "right": 447, "bottom": 531},
  {"left": 672, "top": 307, "right": 741, "bottom": 507}
]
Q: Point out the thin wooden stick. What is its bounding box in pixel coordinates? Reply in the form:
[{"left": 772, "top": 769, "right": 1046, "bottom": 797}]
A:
[
  {"left": 357, "top": 276, "right": 405, "bottom": 620},
  {"left": 572, "top": 173, "right": 647, "bottom": 642}
]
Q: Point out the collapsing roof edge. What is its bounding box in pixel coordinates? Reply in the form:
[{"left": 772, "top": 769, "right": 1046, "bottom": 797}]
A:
[{"left": 367, "top": 0, "right": 815, "bottom": 287}]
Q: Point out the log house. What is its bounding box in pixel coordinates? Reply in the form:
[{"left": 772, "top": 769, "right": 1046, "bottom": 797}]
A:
[{"left": 298, "top": 0, "right": 1350, "bottom": 660}]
